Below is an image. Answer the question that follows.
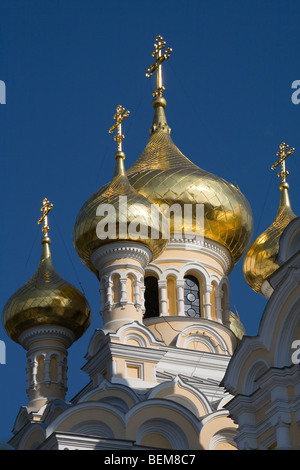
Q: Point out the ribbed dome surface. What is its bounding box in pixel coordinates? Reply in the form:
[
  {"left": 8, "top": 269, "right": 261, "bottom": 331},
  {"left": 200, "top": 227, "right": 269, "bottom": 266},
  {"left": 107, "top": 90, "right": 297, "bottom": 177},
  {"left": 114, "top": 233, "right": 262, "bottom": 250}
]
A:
[
  {"left": 73, "top": 153, "right": 168, "bottom": 274},
  {"left": 2, "top": 237, "right": 91, "bottom": 343},
  {"left": 126, "top": 111, "right": 253, "bottom": 268},
  {"left": 243, "top": 182, "right": 296, "bottom": 294}
]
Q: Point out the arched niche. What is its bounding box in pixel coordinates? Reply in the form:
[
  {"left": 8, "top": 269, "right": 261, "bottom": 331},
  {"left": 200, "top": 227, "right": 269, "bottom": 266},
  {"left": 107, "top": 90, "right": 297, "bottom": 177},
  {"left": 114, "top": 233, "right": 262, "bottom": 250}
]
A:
[
  {"left": 112, "top": 273, "right": 121, "bottom": 303},
  {"left": 126, "top": 274, "right": 135, "bottom": 303}
]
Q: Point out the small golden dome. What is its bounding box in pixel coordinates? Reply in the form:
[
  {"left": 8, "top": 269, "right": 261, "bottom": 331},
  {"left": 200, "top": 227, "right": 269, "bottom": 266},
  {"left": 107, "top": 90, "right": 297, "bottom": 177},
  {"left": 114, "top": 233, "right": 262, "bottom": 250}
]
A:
[
  {"left": 229, "top": 310, "right": 246, "bottom": 342},
  {"left": 73, "top": 151, "right": 168, "bottom": 275},
  {"left": 2, "top": 236, "right": 91, "bottom": 343},
  {"left": 243, "top": 181, "right": 296, "bottom": 294},
  {"left": 126, "top": 97, "right": 254, "bottom": 269}
]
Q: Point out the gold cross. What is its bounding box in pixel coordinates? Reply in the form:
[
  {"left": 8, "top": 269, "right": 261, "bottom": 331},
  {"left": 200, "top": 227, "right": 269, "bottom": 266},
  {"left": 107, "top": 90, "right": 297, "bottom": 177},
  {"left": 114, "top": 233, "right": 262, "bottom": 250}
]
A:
[
  {"left": 109, "top": 105, "right": 130, "bottom": 152},
  {"left": 38, "top": 198, "right": 53, "bottom": 237},
  {"left": 271, "top": 142, "right": 295, "bottom": 182},
  {"left": 146, "top": 35, "right": 172, "bottom": 97}
]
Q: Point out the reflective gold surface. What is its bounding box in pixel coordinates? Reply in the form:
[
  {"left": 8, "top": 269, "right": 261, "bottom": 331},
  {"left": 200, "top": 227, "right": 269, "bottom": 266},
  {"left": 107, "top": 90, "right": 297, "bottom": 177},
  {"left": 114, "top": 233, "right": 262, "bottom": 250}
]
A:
[
  {"left": 108, "top": 105, "right": 130, "bottom": 152},
  {"left": 73, "top": 152, "right": 168, "bottom": 275},
  {"left": 126, "top": 100, "right": 253, "bottom": 268},
  {"left": 37, "top": 198, "right": 53, "bottom": 237},
  {"left": 2, "top": 237, "right": 91, "bottom": 343},
  {"left": 73, "top": 41, "right": 253, "bottom": 273},
  {"left": 146, "top": 35, "right": 172, "bottom": 98},
  {"left": 229, "top": 311, "right": 246, "bottom": 342},
  {"left": 271, "top": 142, "right": 295, "bottom": 182},
  {"left": 243, "top": 181, "right": 296, "bottom": 294}
]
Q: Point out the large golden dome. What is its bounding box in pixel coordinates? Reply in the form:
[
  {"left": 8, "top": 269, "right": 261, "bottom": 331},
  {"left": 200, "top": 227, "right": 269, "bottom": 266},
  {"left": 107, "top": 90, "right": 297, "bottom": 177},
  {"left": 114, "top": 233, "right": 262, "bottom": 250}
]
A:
[
  {"left": 126, "top": 97, "right": 254, "bottom": 269},
  {"left": 243, "top": 181, "right": 296, "bottom": 294},
  {"left": 2, "top": 236, "right": 91, "bottom": 343},
  {"left": 73, "top": 150, "right": 168, "bottom": 275}
]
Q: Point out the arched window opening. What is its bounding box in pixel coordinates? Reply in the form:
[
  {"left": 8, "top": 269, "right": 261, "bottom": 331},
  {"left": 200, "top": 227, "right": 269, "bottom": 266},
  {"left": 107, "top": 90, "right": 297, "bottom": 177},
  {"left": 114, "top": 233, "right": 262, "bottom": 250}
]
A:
[
  {"left": 36, "top": 355, "right": 45, "bottom": 382},
  {"left": 144, "top": 276, "right": 159, "bottom": 318},
  {"left": 50, "top": 355, "right": 58, "bottom": 381},
  {"left": 126, "top": 274, "right": 135, "bottom": 303},
  {"left": 210, "top": 283, "right": 216, "bottom": 321},
  {"left": 184, "top": 275, "right": 200, "bottom": 318},
  {"left": 112, "top": 274, "right": 121, "bottom": 303}
]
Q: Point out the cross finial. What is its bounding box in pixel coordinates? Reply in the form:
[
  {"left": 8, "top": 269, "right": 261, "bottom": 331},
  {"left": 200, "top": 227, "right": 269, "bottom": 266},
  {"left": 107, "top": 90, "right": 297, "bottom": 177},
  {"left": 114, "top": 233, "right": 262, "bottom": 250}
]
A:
[
  {"left": 146, "top": 35, "right": 172, "bottom": 97},
  {"left": 37, "top": 198, "right": 53, "bottom": 237},
  {"left": 109, "top": 105, "right": 130, "bottom": 152},
  {"left": 271, "top": 142, "right": 295, "bottom": 182}
]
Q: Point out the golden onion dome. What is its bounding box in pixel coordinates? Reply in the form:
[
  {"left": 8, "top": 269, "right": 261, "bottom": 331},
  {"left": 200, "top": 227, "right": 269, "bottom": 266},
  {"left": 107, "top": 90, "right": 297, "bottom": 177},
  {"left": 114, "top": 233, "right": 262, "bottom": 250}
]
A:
[
  {"left": 243, "top": 180, "right": 296, "bottom": 294},
  {"left": 72, "top": 150, "right": 168, "bottom": 275},
  {"left": 2, "top": 235, "right": 91, "bottom": 343},
  {"left": 126, "top": 97, "right": 254, "bottom": 269}
]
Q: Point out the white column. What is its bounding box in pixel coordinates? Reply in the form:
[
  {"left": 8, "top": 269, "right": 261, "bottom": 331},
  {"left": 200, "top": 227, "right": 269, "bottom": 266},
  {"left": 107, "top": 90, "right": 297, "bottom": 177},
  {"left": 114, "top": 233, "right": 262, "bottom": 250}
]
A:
[
  {"left": 105, "top": 278, "right": 113, "bottom": 311},
  {"left": 158, "top": 280, "right": 167, "bottom": 316},
  {"left": 140, "top": 284, "right": 146, "bottom": 315},
  {"left": 120, "top": 276, "right": 127, "bottom": 308},
  {"left": 32, "top": 357, "right": 38, "bottom": 389},
  {"left": 204, "top": 285, "right": 213, "bottom": 320},
  {"left": 269, "top": 385, "right": 292, "bottom": 450},
  {"left": 235, "top": 408, "right": 258, "bottom": 450},
  {"left": 275, "top": 419, "right": 291, "bottom": 450},
  {"left": 134, "top": 279, "right": 141, "bottom": 310},
  {"left": 176, "top": 280, "right": 185, "bottom": 316}
]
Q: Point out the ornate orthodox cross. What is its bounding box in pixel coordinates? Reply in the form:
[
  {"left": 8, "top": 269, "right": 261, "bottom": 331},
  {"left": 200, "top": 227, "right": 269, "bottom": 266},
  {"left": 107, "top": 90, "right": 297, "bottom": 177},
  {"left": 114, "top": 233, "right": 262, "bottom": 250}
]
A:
[
  {"left": 146, "top": 35, "right": 172, "bottom": 97},
  {"left": 109, "top": 105, "right": 130, "bottom": 152},
  {"left": 38, "top": 198, "right": 53, "bottom": 237},
  {"left": 271, "top": 142, "right": 295, "bottom": 182}
]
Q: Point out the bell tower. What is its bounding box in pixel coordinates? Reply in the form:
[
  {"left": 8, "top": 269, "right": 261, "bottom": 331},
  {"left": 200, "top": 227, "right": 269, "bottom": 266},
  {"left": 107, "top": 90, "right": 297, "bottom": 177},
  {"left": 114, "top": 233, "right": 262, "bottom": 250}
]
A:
[{"left": 2, "top": 199, "right": 91, "bottom": 411}]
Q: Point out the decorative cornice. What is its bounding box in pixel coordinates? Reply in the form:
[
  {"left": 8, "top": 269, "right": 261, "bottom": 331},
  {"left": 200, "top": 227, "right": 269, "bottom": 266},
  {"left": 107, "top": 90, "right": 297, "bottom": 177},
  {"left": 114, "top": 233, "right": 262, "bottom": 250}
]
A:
[
  {"left": 91, "top": 242, "right": 152, "bottom": 271},
  {"left": 19, "top": 325, "right": 76, "bottom": 350},
  {"left": 166, "top": 237, "right": 232, "bottom": 274}
]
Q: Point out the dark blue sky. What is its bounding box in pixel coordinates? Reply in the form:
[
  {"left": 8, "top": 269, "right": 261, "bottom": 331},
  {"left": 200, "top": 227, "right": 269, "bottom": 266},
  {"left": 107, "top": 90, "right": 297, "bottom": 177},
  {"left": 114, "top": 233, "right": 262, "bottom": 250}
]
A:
[{"left": 1, "top": 0, "right": 300, "bottom": 445}]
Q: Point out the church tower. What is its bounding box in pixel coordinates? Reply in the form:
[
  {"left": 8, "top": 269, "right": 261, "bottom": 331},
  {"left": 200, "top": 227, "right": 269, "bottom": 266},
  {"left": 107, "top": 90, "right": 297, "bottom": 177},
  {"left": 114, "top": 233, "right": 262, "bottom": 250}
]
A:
[
  {"left": 223, "top": 144, "right": 300, "bottom": 450},
  {"left": 4, "top": 36, "right": 255, "bottom": 450},
  {"left": 2, "top": 199, "right": 91, "bottom": 412},
  {"left": 243, "top": 142, "right": 297, "bottom": 297},
  {"left": 125, "top": 35, "right": 253, "bottom": 348},
  {"left": 73, "top": 104, "right": 167, "bottom": 333}
]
